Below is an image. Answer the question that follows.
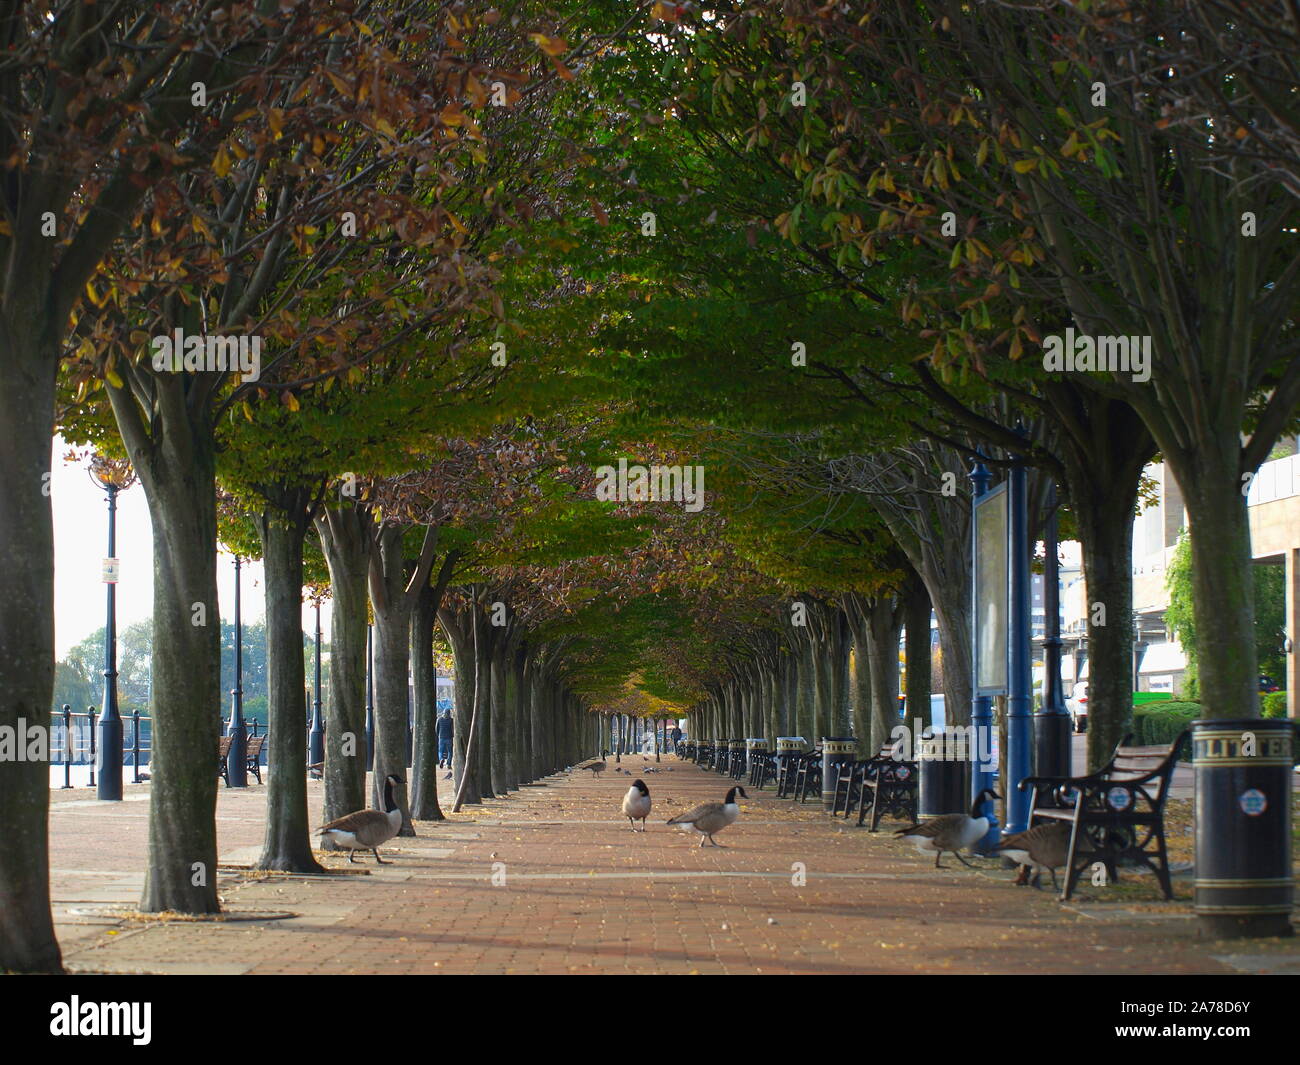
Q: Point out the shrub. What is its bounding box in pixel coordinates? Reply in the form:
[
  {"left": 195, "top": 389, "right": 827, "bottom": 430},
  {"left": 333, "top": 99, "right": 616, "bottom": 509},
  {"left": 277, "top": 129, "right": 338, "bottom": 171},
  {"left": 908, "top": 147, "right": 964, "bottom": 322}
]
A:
[
  {"left": 1130, "top": 701, "right": 1200, "bottom": 747},
  {"left": 1262, "top": 691, "right": 1289, "bottom": 719}
]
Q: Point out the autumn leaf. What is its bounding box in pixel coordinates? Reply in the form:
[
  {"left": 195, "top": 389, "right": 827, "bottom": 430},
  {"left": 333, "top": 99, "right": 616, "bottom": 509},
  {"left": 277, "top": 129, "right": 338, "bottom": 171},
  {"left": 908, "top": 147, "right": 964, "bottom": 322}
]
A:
[{"left": 529, "top": 33, "right": 568, "bottom": 56}]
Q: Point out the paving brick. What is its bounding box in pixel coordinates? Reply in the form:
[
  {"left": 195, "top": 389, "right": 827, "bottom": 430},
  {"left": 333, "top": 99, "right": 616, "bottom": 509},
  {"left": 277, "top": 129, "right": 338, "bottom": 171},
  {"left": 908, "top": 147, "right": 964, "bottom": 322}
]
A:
[{"left": 46, "top": 758, "right": 1300, "bottom": 974}]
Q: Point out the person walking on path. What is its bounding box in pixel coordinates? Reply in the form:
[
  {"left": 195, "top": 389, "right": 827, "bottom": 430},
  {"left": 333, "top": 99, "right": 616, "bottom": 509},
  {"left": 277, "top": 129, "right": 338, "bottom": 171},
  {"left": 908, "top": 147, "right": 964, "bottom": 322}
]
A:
[
  {"left": 671, "top": 725, "right": 682, "bottom": 753},
  {"left": 436, "top": 709, "right": 454, "bottom": 768}
]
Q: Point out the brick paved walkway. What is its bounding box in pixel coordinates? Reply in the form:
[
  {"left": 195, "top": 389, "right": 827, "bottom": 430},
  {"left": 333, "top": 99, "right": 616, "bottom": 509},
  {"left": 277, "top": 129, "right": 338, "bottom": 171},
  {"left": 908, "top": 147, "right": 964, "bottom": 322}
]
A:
[{"left": 47, "top": 757, "right": 1300, "bottom": 974}]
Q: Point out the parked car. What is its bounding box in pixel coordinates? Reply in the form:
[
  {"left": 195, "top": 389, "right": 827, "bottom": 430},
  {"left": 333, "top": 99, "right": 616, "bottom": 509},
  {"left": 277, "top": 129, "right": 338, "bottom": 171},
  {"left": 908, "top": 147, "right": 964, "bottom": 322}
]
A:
[{"left": 1066, "top": 681, "right": 1088, "bottom": 732}]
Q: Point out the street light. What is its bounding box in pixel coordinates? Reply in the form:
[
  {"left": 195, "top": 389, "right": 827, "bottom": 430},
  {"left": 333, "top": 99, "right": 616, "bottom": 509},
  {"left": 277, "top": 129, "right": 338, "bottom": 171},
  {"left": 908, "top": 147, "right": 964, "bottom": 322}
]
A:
[
  {"left": 88, "top": 453, "right": 136, "bottom": 802},
  {"left": 226, "top": 555, "right": 247, "bottom": 787},
  {"left": 1035, "top": 483, "right": 1072, "bottom": 780}
]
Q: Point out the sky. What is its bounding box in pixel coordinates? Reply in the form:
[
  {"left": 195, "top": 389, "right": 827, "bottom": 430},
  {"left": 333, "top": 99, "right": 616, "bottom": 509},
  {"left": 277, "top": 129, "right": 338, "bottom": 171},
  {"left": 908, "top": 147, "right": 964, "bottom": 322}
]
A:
[{"left": 52, "top": 435, "right": 331, "bottom": 659}]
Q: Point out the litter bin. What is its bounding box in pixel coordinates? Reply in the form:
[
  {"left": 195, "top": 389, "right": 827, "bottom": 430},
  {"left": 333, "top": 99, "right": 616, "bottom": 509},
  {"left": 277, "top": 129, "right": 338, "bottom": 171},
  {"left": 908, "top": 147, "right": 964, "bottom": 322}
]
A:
[
  {"left": 1193, "top": 719, "right": 1294, "bottom": 939},
  {"left": 919, "top": 728, "right": 972, "bottom": 821},
  {"left": 821, "top": 737, "right": 857, "bottom": 812}
]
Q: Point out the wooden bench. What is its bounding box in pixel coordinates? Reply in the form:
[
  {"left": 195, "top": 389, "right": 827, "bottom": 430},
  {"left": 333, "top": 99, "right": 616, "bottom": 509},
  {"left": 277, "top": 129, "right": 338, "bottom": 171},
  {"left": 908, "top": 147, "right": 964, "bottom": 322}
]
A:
[
  {"left": 777, "top": 748, "right": 815, "bottom": 798},
  {"left": 1019, "top": 731, "right": 1187, "bottom": 900},
  {"left": 831, "top": 742, "right": 903, "bottom": 819},
  {"left": 750, "top": 750, "right": 777, "bottom": 790},
  {"left": 218, "top": 733, "right": 267, "bottom": 786},
  {"left": 244, "top": 734, "right": 266, "bottom": 784},
  {"left": 856, "top": 741, "right": 918, "bottom": 831},
  {"left": 729, "top": 747, "right": 747, "bottom": 780},
  {"left": 793, "top": 748, "right": 823, "bottom": 803}
]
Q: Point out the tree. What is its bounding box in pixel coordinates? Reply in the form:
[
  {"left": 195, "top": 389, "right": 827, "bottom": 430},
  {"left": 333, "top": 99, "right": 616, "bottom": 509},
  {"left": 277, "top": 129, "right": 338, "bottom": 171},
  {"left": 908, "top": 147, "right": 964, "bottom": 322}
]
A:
[
  {"left": 734, "top": 0, "right": 1299, "bottom": 720},
  {"left": 1168, "top": 529, "right": 1290, "bottom": 697},
  {"left": 0, "top": 0, "right": 336, "bottom": 971}
]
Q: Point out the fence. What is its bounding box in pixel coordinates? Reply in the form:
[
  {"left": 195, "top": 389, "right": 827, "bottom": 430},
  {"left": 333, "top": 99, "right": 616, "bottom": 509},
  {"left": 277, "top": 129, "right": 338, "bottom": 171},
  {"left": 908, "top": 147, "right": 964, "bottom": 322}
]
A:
[{"left": 48, "top": 706, "right": 268, "bottom": 789}]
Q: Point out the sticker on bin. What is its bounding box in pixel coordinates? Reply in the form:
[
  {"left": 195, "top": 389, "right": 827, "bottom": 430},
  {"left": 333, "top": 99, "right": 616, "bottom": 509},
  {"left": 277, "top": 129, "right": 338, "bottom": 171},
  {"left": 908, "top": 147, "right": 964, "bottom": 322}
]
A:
[
  {"left": 1106, "top": 787, "right": 1131, "bottom": 811},
  {"left": 1239, "top": 788, "right": 1268, "bottom": 816}
]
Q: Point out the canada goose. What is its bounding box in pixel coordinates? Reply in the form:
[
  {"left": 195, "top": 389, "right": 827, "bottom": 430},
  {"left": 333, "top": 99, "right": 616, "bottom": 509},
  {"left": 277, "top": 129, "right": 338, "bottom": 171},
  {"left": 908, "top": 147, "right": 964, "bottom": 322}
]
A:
[
  {"left": 622, "top": 779, "right": 651, "bottom": 831},
  {"left": 996, "top": 822, "right": 1088, "bottom": 890},
  {"left": 317, "top": 773, "right": 404, "bottom": 864},
  {"left": 666, "top": 786, "right": 746, "bottom": 847},
  {"left": 579, "top": 758, "right": 607, "bottom": 777},
  {"left": 894, "top": 788, "right": 1000, "bottom": 868}
]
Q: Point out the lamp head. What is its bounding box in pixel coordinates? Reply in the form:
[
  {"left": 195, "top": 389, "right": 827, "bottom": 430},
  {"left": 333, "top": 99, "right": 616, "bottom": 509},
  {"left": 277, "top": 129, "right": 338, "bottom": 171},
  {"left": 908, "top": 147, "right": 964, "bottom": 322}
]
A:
[{"left": 88, "top": 453, "right": 136, "bottom": 491}]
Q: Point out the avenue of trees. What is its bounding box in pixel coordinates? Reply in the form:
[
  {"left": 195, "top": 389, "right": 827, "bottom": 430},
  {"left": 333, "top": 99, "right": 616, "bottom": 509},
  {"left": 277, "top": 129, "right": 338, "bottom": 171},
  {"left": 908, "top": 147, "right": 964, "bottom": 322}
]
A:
[{"left": 1, "top": 1, "right": 1295, "bottom": 973}]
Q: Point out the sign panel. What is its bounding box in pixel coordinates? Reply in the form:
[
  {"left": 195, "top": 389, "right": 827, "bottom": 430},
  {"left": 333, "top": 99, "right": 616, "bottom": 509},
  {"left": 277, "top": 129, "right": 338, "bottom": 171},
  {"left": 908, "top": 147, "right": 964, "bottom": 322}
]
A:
[
  {"left": 974, "top": 482, "right": 1008, "bottom": 695},
  {"left": 102, "top": 558, "right": 120, "bottom": 584}
]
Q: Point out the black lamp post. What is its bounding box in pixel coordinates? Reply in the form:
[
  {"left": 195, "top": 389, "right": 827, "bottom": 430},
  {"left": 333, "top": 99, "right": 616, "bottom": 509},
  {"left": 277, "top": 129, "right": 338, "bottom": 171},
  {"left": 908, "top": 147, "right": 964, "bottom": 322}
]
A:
[
  {"left": 1035, "top": 483, "right": 1072, "bottom": 779},
  {"left": 309, "top": 600, "right": 325, "bottom": 766},
  {"left": 226, "top": 555, "right": 247, "bottom": 787},
  {"left": 89, "top": 454, "right": 136, "bottom": 801}
]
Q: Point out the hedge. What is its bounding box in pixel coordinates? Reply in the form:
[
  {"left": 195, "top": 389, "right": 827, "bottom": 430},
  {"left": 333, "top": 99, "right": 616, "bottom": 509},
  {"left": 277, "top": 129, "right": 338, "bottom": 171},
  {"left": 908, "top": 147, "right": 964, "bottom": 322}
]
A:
[
  {"left": 1130, "top": 702, "right": 1201, "bottom": 747},
  {"left": 1262, "top": 691, "right": 1289, "bottom": 719}
]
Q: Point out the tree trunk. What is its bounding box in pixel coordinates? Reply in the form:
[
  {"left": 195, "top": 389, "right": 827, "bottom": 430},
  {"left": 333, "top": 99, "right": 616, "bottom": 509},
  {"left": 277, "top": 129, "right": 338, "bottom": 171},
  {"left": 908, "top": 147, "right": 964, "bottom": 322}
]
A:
[
  {"left": 441, "top": 605, "right": 480, "bottom": 804},
  {"left": 783, "top": 657, "right": 797, "bottom": 734},
  {"left": 1178, "top": 457, "right": 1260, "bottom": 718},
  {"left": 475, "top": 614, "right": 495, "bottom": 797},
  {"left": 809, "top": 609, "right": 836, "bottom": 741},
  {"left": 490, "top": 634, "right": 511, "bottom": 795},
  {"left": 134, "top": 437, "right": 222, "bottom": 914},
  {"left": 410, "top": 582, "right": 444, "bottom": 820},
  {"left": 254, "top": 504, "right": 324, "bottom": 873},
  {"left": 369, "top": 525, "right": 415, "bottom": 835},
  {"left": 527, "top": 654, "right": 546, "bottom": 778},
  {"left": 903, "top": 565, "right": 932, "bottom": 730},
  {"left": 452, "top": 596, "right": 489, "bottom": 813},
  {"left": 796, "top": 638, "right": 815, "bottom": 739},
  {"left": 1076, "top": 489, "right": 1140, "bottom": 769},
  {"left": 867, "top": 595, "right": 905, "bottom": 753},
  {"left": 846, "top": 602, "right": 873, "bottom": 755},
  {"left": 766, "top": 665, "right": 780, "bottom": 746},
  {"left": 314, "top": 504, "right": 370, "bottom": 831},
  {"left": 832, "top": 613, "right": 851, "bottom": 733},
  {"left": 508, "top": 643, "right": 525, "bottom": 787},
  {"left": 0, "top": 317, "right": 62, "bottom": 971},
  {"left": 930, "top": 581, "right": 973, "bottom": 730}
]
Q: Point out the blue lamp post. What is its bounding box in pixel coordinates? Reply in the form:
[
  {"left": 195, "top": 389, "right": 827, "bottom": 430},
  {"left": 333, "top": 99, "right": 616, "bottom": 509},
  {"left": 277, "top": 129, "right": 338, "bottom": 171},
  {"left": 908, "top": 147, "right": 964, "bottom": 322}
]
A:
[
  {"left": 1005, "top": 432, "right": 1034, "bottom": 834},
  {"left": 309, "top": 600, "right": 325, "bottom": 767},
  {"left": 226, "top": 555, "right": 247, "bottom": 787},
  {"left": 89, "top": 454, "right": 135, "bottom": 801}
]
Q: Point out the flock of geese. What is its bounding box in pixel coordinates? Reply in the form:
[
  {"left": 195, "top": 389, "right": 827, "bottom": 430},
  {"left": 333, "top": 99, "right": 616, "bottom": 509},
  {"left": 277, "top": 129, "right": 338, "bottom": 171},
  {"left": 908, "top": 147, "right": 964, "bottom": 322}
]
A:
[{"left": 312, "top": 761, "right": 1078, "bottom": 887}]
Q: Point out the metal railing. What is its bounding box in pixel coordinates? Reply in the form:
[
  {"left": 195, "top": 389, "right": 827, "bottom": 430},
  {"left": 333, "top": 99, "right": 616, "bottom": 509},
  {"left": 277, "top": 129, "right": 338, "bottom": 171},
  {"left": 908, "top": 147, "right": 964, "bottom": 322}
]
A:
[{"left": 49, "top": 707, "right": 269, "bottom": 788}]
